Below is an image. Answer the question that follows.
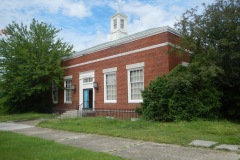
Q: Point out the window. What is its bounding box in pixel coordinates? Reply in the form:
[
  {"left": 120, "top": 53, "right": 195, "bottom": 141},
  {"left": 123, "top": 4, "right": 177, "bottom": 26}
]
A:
[
  {"left": 126, "top": 62, "right": 144, "bottom": 103},
  {"left": 52, "top": 83, "right": 58, "bottom": 104},
  {"left": 129, "top": 69, "right": 143, "bottom": 101},
  {"left": 64, "top": 77, "right": 72, "bottom": 103},
  {"left": 113, "top": 19, "right": 117, "bottom": 29},
  {"left": 103, "top": 67, "right": 117, "bottom": 103},
  {"left": 105, "top": 73, "right": 116, "bottom": 102},
  {"left": 120, "top": 19, "right": 124, "bottom": 29},
  {"left": 83, "top": 77, "right": 93, "bottom": 83}
]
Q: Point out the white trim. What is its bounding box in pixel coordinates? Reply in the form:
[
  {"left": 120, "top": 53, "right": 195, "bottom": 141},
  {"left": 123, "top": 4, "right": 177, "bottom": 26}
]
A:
[
  {"left": 103, "top": 69, "right": 117, "bottom": 103},
  {"left": 82, "top": 77, "right": 93, "bottom": 84},
  {"left": 104, "top": 100, "right": 117, "bottom": 103},
  {"left": 64, "top": 75, "right": 72, "bottom": 79},
  {"left": 65, "top": 42, "right": 169, "bottom": 69},
  {"left": 79, "top": 71, "right": 95, "bottom": 110},
  {"left": 63, "top": 26, "right": 179, "bottom": 60},
  {"left": 126, "top": 62, "right": 144, "bottom": 70},
  {"left": 111, "top": 13, "right": 127, "bottom": 18},
  {"left": 79, "top": 70, "right": 94, "bottom": 79},
  {"left": 64, "top": 78, "right": 72, "bottom": 104},
  {"left": 168, "top": 43, "right": 193, "bottom": 54},
  {"left": 127, "top": 64, "right": 144, "bottom": 103},
  {"left": 103, "top": 67, "right": 117, "bottom": 73}
]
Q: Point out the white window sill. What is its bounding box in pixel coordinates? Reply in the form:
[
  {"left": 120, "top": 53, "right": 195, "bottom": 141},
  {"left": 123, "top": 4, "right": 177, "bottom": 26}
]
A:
[
  {"left": 104, "top": 100, "right": 117, "bottom": 104},
  {"left": 128, "top": 100, "right": 143, "bottom": 103},
  {"left": 64, "top": 101, "right": 72, "bottom": 104}
]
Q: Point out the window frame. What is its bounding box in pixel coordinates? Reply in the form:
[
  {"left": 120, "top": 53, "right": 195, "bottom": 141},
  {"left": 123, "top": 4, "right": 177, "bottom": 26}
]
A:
[
  {"left": 83, "top": 77, "right": 93, "bottom": 84},
  {"left": 64, "top": 76, "right": 73, "bottom": 104},
  {"left": 126, "top": 63, "right": 144, "bottom": 103},
  {"left": 103, "top": 67, "right": 117, "bottom": 103},
  {"left": 113, "top": 19, "right": 117, "bottom": 29},
  {"left": 120, "top": 19, "right": 124, "bottom": 29},
  {"left": 52, "top": 83, "right": 58, "bottom": 104}
]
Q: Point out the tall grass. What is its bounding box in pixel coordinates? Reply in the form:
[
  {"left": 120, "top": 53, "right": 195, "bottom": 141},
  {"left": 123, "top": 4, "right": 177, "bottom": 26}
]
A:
[
  {"left": 39, "top": 117, "right": 240, "bottom": 145},
  {"left": 0, "top": 112, "right": 54, "bottom": 122}
]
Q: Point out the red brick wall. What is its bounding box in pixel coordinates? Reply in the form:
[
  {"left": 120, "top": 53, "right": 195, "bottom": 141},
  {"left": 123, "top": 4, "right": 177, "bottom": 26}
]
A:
[
  {"left": 62, "top": 32, "right": 170, "bottom": 67},
  {"left": 57, "top": 31, "right": 184, "bottom": 110},
  {"left": 166, "top": 32, "right": 190, "bottom": 70}
]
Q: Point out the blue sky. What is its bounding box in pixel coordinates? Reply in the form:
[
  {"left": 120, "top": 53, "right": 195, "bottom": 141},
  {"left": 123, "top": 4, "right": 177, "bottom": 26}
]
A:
[{"left": 0, "top": 0, "right": 215, "bottom": 51}]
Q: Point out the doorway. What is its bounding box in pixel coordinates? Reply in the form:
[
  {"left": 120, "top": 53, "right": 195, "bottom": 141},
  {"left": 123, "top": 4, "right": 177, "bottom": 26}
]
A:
[
  {"left": 83, "top": 88, "right": 93, "bottom": 109},
  {"left": 79, "top": 70, "right": 95, "bottom": 110}
]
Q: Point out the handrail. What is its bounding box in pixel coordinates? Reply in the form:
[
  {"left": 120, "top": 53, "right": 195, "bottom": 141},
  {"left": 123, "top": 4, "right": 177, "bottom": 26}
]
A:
[
  {"left": 77, "top": 103, "right": 84, "bottom": 110},
  {"left": 77, "top": 103, "right": 84, "bottom": 117}
]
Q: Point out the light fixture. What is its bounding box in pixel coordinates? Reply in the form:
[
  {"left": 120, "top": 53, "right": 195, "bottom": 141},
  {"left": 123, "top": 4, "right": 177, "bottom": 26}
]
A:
[
  {"left": 93, "top": 82, "right": 98, "bottom": 89},
  {"left": 70, "top": 85, "right": 76, "bottom": 91}
]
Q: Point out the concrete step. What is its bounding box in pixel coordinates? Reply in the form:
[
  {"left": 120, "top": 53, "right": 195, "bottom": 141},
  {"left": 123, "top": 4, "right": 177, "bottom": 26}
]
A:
[
  {"left": 82, "top": 110, "right": 96, "bottom": 117},
  {"left": 59, "top": 109, "right": 96, "bottom": 118},
  {"left": 60, "top": 110, "right": 81, "bottom": 118}
]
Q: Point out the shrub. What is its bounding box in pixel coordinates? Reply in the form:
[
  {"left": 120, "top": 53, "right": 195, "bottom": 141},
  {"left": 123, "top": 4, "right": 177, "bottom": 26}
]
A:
[{"left": 136, "top": 65, "right": 222, "bottom": 121}]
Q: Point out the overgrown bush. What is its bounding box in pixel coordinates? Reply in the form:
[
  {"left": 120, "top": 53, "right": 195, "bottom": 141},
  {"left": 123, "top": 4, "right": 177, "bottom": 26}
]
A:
[
  {"left": 0, "top": 90, "right": 4, "bottom": 112},
  {"left": 136, "top": 65, "right": 222, "bottom": 121},
  {"left": 2, "top": 91, "right": 53, "bottom": 113}
]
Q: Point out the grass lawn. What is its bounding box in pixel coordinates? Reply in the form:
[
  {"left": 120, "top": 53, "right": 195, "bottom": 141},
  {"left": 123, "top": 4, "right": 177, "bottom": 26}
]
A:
[
  {"left": 39, "top": 117, "right": 240, "bottom": 146},
  {"left": 0, "top": 131, "right": 126, "bottom": 160},
  {"left": 0, "top": 112, "right": 54, "bottom": 122}
]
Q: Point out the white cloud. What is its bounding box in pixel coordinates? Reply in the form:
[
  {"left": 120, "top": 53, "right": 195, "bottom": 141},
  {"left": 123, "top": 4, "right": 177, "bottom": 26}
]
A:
[
  {"left": 108, "top": 0, "right": 215, "bottom": 36},
  {"left": 34, "top": 0, "right": 91, "bottom": 19},
  {"left": 0, "top": 0, "right": 97, "bottom": 51},
  {"left": 62, "top": 1, "right": 91, "bottom": 18},
  {"left": 126, "top": 2, "right": 165, "bottom": 33},
  {"left": 116, "top": 1, "right": 169, "bottom": 34},
  {"left": 76, "top": 31, "right": 108, "bottom": 51},
  {"left": 0, "top": 1, "right": 37, "bottom": 28},
  {"left": 59, "top": 29, "right": 108, "bottom": 52},
  {"left": 0, "top": 0, "right": 92, "bottom": 28},
  {"left": 0, "top": 0, "right": 217, "bottom": 52}
]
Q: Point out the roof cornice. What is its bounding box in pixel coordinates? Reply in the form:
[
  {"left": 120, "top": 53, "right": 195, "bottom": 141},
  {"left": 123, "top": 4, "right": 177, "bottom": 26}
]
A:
[
  {"left": 111, "top": 13, "right": 127, "bottom": 18},
  {"left": 63, "top": 26, "right": 180, "bottom": 61}
]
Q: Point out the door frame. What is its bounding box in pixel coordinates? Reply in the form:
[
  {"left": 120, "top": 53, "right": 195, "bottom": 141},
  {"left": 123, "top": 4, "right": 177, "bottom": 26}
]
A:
[{"left": 79, "top": 70, "right": 95, "bottom": 110}]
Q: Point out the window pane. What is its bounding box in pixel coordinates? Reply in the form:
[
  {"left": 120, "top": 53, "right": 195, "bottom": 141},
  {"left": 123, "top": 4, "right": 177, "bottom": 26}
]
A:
[
  {"left": 65, "top": 79, "right": 72, "bottom": 102},
  {"left": 130, "top": 69, "right": 143, "bottom": 100},
  {"left": 105, "top": 73, "right": 116, "bottom": 101},
  {"left": 83, "top": 77, "right": 93, "bottom": 83},
  {"left": 52, "top": 83, "right": 58, "bottom": 103},
  {"left": 114, "top": 19, "right": 117, "bottom": 29},
  {"left": 120, "top": 19, "right": 124, "bottom": 29}
]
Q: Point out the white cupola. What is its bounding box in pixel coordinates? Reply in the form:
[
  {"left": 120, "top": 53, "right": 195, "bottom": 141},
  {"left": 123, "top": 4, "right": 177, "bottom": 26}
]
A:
[{"left": 110, "top": 0, "right": 128, "bottom": 41}]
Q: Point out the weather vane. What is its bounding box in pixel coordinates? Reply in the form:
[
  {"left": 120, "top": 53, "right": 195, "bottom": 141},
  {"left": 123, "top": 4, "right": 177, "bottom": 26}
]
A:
[{"left": 117, "top": 0, "right": 122, "bottom": 13}]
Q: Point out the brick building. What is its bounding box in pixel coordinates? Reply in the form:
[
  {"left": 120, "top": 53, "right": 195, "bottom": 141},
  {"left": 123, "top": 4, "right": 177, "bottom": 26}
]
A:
[{"left": 54, "top": 11, "right": 187, "bottom": 117}]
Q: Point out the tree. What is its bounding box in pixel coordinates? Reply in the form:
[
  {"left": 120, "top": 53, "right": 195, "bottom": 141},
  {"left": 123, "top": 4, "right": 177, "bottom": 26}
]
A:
[
  {"left": 0, "top": 19, "right": 73, "bottom": 113},
  {"left": 174, "top": 0, "right": 240, "bottom": 119}
]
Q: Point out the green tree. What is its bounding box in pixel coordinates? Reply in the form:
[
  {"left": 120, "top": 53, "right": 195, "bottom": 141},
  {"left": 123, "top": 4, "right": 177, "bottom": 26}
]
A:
[
  {"left": 0, "top": 19, "right": 73, "bottom": 113},
  {"left": 174, "top": 0, "right": 240, "bottom": 119}
]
